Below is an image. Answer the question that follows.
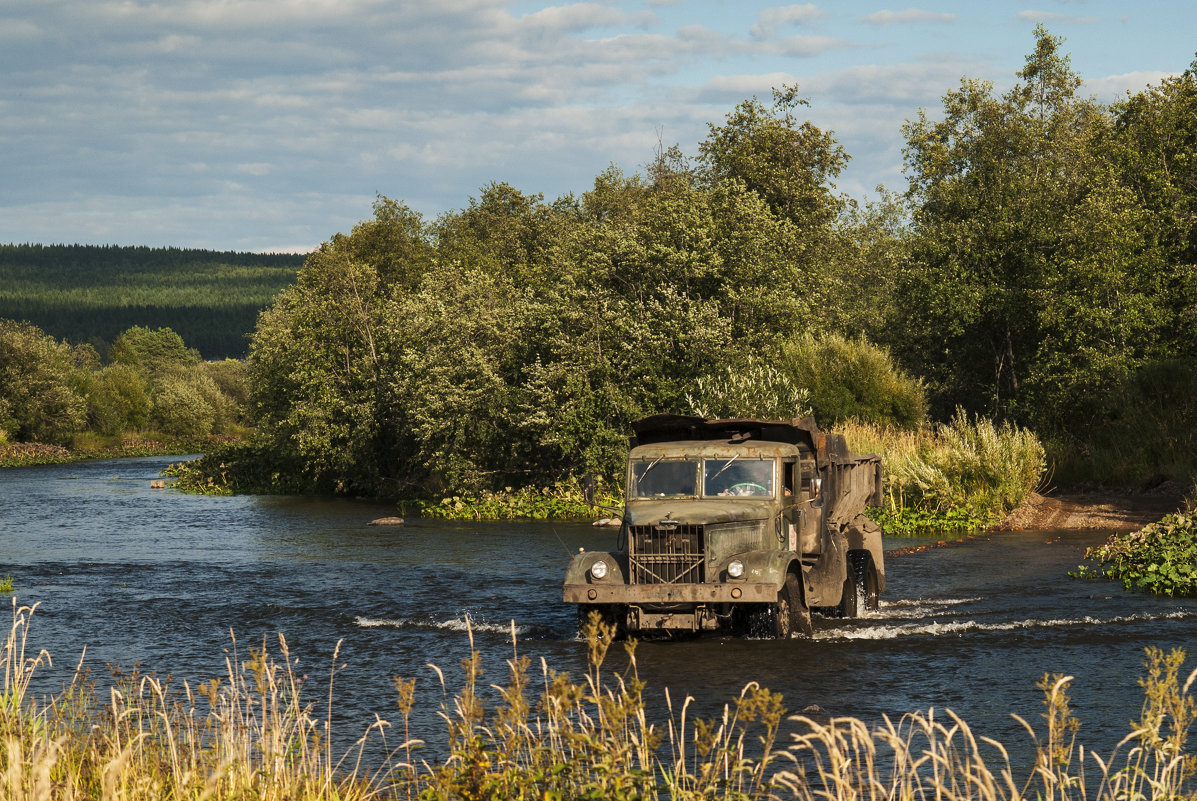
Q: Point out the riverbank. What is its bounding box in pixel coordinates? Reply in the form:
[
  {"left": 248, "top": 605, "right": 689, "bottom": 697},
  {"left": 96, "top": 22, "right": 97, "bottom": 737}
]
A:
[
  {"left": 997, "top": 482, "right": 1190, "bottom": 531},
  {"left": 0, "top": 436, "right": 238, "bottom": 468}
]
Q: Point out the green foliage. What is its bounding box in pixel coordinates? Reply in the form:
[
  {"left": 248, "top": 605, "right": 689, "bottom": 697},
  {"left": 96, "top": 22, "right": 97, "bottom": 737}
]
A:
[
  {"left": 1074, "top": 512, "right": 1197, "bottom": 596},
  {"left": 150, "top": 371, "right": 219, "bottom": 438},
  {"left": 841, "top": 411, "right": 1046, "bottom": 535},
  {"left": 403, "top": 481, "right": 623, "bottom": 521},
  {"left": 685, "top": 355, "right": 811, "bottom": 420},
  {"left": 897, "top": 26, "right": 1175, "bottom": 433},
  {"left": 0, "top": 576, "right": 12, "bottom": 594},
  {"left": 110, "top": 325, "right": 199, "bottom": 374},
  {"left": 777, "top": 333, "right": 926, "bottom": 428},
  {"left": 246, "top": 114, "right": 848, "bottom": 498},
  {"left": 869, "top": 505, "right": 990, "bottom": 538},
  {"left": 0, "top": 319, "right": 87, "bottom": 444},
  {"left": 0, "top": 244, "right": 303, "bottom": 359},
  {"left": 1050, "top": 359, "right": 1197, "bottom": 486},
  {"left": 86, "top": 363, "right": 151, "bottom": 435}
]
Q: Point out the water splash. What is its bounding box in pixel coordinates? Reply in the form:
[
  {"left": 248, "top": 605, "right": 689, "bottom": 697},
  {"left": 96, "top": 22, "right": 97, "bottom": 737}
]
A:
[
  {"left": 355, "top": 615, "right": 527, "bottom": 636},
  {"left": 822, "top": 609, "right": 1194, "bottom": 641}
]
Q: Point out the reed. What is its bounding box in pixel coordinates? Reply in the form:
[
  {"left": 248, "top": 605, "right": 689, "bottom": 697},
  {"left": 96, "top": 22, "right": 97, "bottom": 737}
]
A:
[
  {"left": 840, "top": 410, "right": 1046, "bottom": 535},
  {"left": 1, "top": 600, "right": 1193, "bottom": 801}
]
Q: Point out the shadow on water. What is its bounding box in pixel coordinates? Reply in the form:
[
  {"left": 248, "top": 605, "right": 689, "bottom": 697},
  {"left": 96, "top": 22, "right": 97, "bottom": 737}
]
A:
[{"left": 2, "top": 456, "right": 1196, "bottom": 766}]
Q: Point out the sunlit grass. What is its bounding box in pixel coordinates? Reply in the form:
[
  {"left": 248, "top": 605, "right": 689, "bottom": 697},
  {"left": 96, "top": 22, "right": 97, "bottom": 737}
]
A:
[
  {"left": 1, "top": 600, "right": 1193, "bottom": 801},
  {"left": 840, "top": 409, "right": 1046, "bottom": 535}
]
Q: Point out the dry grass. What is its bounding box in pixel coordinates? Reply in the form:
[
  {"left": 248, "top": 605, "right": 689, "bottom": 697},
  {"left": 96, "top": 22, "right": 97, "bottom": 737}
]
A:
[
  {"left": 840, "top": 410, "right": 1046, "bottom": 529},
  {"left": 1, "top": 600, "right": 1193, "bottom": 801}
]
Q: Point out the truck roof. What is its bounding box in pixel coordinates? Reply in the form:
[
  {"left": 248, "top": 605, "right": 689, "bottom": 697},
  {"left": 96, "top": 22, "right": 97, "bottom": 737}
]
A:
[{"left": 630, "top": 414, "right": 858, "bottom": 462}]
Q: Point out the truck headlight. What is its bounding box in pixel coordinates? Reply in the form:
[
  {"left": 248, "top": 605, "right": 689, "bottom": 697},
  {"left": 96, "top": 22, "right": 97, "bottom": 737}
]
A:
[
  {"left": 727, "top": 559, "right": 744, "bottom": 579},
  {"left": 590, "top": 560, "right": 609, "bottom": 580}
]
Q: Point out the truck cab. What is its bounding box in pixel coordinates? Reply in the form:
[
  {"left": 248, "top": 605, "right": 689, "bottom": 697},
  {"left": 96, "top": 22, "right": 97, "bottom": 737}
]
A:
[{"left": 563, "top": 415, "right": 885, "bottom": 638}]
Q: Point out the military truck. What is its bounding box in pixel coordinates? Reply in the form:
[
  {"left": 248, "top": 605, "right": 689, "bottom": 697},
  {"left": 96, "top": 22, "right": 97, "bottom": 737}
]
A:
[{"left": 563, "top": 415, "right": 885, "bottom": 638}]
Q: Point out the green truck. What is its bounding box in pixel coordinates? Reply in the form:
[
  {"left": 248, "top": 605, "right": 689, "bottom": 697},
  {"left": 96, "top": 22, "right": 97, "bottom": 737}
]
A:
[{"left": 564, "top": 415, "right": 885, "bottom": 638}]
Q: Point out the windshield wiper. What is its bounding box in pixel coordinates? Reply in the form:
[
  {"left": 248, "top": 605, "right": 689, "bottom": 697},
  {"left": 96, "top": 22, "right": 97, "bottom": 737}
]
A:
[
  {"left": 636, "top": 455, "right": 664, "bottom": 489},
  {"left": 708, "top": 453, "right": 739, "bottom": 482}
]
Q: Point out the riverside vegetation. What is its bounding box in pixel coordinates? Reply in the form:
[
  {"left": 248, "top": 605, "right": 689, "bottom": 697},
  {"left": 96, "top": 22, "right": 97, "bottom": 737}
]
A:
[
  {"left": 1, "top": 601, "right": 1195, "bottom": 801},
  {"left": 0, "top": 322, "right": 249, "bottom": 467}
]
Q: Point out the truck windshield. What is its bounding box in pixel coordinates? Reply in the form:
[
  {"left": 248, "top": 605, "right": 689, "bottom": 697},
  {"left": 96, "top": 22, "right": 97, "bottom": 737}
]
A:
[
  {"left": 630, "top": 458, "right": 699, "bottom": 498},
  {"left": 703, "top": 458, "right": 774, "bottom": 497}
]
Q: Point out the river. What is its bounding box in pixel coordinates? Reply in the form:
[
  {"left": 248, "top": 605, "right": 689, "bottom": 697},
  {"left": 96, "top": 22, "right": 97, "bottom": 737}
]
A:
[{"left": 2, "top": 455, "right": 1195, "bottom": 769}]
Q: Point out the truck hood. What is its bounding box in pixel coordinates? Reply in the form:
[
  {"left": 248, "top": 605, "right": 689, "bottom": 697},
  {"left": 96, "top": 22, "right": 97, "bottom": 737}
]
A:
[{"left": 624, "top": 499, "right": 772, "bottom": 527}]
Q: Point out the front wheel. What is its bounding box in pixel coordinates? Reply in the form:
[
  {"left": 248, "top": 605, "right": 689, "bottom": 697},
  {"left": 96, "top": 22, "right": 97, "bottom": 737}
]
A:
[{"left": 747, "top": 573, "right": 812, "bottom": 638}]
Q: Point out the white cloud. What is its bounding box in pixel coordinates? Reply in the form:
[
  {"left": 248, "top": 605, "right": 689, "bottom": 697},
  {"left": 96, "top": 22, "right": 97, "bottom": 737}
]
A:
[
  {"left": 1015, "top": 10, "right": 1101, "bottom": 24},
  {"left": 750, "top": 4, "right": 829, "bottom": 40},
  {"left": 860, "top": 8, "right": 956, "bottom": 26},
  {"left": 1085, "top": 70, "right": 1177, "bottom": 100}
]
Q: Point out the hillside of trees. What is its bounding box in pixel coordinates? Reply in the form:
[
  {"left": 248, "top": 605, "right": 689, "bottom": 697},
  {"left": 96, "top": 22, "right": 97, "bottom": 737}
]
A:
[{"left": 0, "top": 245, "right": 305, "bottom": 358}]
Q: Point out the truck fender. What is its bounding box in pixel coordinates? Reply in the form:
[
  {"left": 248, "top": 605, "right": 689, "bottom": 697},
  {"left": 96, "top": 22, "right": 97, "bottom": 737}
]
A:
[
  {"left": 728, "top": 549, "right": 806, "bottom": 598},
  {"left": 845, "top": 514, "right": 886, "bottom": 594},
  {"left": 564, "top": 551, "right": 628, "bottom": 586}
]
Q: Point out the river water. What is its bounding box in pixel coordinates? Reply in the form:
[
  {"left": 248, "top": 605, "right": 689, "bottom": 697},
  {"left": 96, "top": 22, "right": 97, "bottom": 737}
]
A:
[{"left": 2, "top": 455, "right": 1195, "bottom": 768}]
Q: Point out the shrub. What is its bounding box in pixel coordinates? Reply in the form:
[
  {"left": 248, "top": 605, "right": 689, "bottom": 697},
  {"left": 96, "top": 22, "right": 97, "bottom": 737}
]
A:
[
  {"left": 1075, "top": 512, "right": 1197, "bottom": 596},
  {"left": 685, "top": 355, "right": 811, "bottom": 420},
  {"left": 151, "top": 373, "right": 217, "bottom": 437},
  {"left": 0, "top": 319, "right": 87, "bottom": 444},
  {"left": 87, "top": 363, "right": 151, "bottom": 435},
  {"left": 841, "top": 409, "right": 1046, "bottom": 534},
  {"left": 777, "top": 333, "right": 926, "bottom": 428}
]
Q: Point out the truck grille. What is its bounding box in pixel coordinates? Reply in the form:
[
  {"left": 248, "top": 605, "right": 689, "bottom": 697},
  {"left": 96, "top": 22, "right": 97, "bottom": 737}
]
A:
[{"left": 629, "top": 524, "right": 705, "bottom": 584}]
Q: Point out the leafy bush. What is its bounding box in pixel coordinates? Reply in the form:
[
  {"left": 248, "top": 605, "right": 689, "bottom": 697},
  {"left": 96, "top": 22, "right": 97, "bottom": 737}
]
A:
[
  {"left": 151, "top": 373, "right": 216, "bottom": 437},
  {"left": 405, "top": 480, "right": 623, "bottom": 521},
  {"left": 1052, "top": 359, "right": 1197, "bottom": 486},
  {"left": 685, "top": 355, "right": 811, "bottom": 420},
  {"left": 777, "top": 333, "right": 926, "bottom": 428},
  {"left": 0, "top": 319, "right": 86, "bottom": 444},
  {"left": 1075, "top": 512, "right": 1197, "bottom": 596},
  {"left": 87, "top": 363, "right": 151, "bottom": 435}
]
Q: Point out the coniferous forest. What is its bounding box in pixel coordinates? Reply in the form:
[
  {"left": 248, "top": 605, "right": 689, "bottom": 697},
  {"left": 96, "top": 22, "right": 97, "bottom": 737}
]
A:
[{"left": 0, "top": 244, "right": 304, "bottom": 358}]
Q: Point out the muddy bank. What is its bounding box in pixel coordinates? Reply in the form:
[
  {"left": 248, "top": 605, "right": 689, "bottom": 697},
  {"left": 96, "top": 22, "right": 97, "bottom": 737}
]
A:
[{"left": 997, "top": 484, "right": 1189, "bottom": 531}]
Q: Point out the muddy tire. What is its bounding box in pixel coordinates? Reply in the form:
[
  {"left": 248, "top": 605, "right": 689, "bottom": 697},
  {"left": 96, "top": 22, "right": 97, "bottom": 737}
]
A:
[
  {"left": 750, "top": 573, "right": 812, "bottom": 638},
  {"left": 847, "top": 553, "right": 879, "bottom": 614},
  {"left": 840, "top": 564, "right": 860, "bottom": 618}
]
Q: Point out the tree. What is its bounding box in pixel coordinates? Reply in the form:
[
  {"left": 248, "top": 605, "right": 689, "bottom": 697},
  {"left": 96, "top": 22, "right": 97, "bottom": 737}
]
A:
[
  {"left": 110, "top": 326, "right": 199, "bottom": 377},
  {"left": 0, "top": 319, "right": 86, "bottom": 443},
  {"left": 898, "top": 26, "right": 1165, "bottom": 430}
]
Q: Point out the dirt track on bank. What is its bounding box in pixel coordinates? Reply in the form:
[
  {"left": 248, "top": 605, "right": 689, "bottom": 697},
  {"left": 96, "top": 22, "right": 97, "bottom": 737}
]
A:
[{"left": 997, "top": 486, "right": 1188, "bottom": 531}]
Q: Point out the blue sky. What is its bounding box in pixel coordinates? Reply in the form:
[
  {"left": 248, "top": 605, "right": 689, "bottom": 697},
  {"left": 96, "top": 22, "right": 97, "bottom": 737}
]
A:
[{"left": 1, "top": 1, "right": 1192, "bottom": 252}]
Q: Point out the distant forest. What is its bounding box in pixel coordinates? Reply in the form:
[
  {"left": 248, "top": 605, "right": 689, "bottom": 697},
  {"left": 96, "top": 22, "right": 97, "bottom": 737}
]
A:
[{"left": 0, "top": 244, "right": 306, "bottom": 358}]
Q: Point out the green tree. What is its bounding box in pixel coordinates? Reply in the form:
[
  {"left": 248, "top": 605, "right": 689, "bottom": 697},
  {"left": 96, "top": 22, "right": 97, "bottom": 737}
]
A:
[
  {"left": 110, "top": 326, "right": 199, "bottom": 377},
  {"left": 0, "top": 319, "right": 86, "bottom": 443},
  {"left": 777, "top": 333, "right": 926, "bottom": 428},
  {"left": 899, "top": 26, "right": 1164, "bottom": 430},
  {"left": 87, "top": 363, "right": 151, "bottom": 435}
]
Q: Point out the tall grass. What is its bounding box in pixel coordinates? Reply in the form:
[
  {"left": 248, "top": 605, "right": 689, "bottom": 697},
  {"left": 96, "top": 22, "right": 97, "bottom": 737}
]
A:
[
  {"left": 840, "top": 409, "right": 1046, "bottom": 534},
  {"left": 2, "top": 600, "right": 1192, "bottom": 801}
]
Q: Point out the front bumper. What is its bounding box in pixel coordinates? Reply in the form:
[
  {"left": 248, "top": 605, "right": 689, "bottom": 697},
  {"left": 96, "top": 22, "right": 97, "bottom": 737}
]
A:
[{"left": 563, "top": 581, "right": 779, "bottom": 605}]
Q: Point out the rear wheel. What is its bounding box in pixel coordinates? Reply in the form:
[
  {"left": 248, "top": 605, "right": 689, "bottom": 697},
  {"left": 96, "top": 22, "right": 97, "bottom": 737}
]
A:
[{"left": 843, "top": 553, "right": 879, "bottom": 615}]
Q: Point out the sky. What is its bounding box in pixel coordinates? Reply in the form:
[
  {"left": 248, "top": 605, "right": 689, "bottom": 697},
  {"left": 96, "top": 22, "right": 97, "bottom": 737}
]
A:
[{"left": 2, "top": 1, "right": 1193, "bottom": 253}]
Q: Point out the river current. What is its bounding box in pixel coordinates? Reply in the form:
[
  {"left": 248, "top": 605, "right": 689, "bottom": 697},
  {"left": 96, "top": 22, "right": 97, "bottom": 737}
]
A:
[{"left": 1, "top": 455, "right": 1195, "bottom": 767}]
